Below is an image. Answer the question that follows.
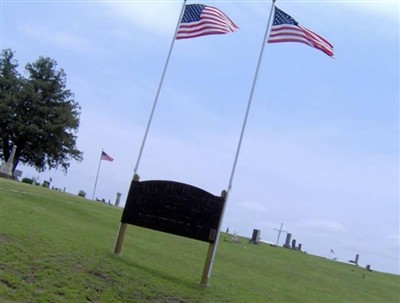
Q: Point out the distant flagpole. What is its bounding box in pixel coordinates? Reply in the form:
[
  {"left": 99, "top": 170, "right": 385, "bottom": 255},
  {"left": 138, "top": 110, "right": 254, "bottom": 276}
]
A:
[
  {"left": 133, "top": 0, "right": 187, "bottom": 176},
  {"left": 92, "top": 149, "right": 104, "bottom": 200},
  {"left": 205, "top": 0, "right": 277, "bottom": 281}
]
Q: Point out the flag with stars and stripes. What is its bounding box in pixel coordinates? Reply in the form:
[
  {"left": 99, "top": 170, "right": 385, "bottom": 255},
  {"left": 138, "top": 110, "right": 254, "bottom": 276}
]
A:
[
  {"left": 268, "top": 7, "right": 334, "bottom": 57},
  {"left": 176, "top": 4, "right": 238, "bottom": 40},
  {"left": 101, "top": 151, "right": 113, "bottom": 162}
]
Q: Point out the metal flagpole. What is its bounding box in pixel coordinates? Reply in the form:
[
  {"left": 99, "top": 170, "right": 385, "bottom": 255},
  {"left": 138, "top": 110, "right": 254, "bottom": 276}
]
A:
[
  {"left": 205, "top": 0, "right": 277, "bottom": 283},
  {"left": 133, "top": 0, "right": 187, "bottom": 176},
  {"left": 92, "top": 149, "right": 103, "bottom": 200},
  {"left": 227, "top": 0, "right": 276, "bottom": 193}
]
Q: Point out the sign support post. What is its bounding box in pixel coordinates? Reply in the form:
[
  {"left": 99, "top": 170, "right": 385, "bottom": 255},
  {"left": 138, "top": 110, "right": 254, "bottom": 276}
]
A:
[
  {"left": 200, "top": 190, "right": 227, "bottom": 286},
  {"left": 113, "top": 174, "right": 140, "bottom": 254}
]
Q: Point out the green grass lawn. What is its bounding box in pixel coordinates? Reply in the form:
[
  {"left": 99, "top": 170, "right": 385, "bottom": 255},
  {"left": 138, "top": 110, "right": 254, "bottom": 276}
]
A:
[{"left": 1, "top": 178, "right": 399, "bottom": 302}]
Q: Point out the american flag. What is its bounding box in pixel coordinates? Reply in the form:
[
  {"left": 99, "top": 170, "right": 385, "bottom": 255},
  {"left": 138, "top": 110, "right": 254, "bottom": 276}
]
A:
[
  {"left": 176, "top": 4, "right": 238, "bottom": 40},
  {"left": 101, "top": 151, "right": 113, "bottom": 162},
  {"left": 268, "top": 7, "right": 334, "bottom": 57}
]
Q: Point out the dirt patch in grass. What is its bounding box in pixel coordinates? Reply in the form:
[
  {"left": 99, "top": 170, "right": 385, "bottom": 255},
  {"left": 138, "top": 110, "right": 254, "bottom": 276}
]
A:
[
  {"left": 87, "top": 269, "right": 115, "bottom": 284},
  {"left": 0, "top": 235, "right": 11, "bottom": 243},
  {"left": 21, "top": 265, "right": 37, "bottom": 284},
  {"left": 85, "top": 283, "right": 103, "bottom": 293},
  {"left": 1, "top": 278, "right": 18, "bottom": 290},
  {"left": 159, "top": 296, "right": 188, "bottom": 303}
]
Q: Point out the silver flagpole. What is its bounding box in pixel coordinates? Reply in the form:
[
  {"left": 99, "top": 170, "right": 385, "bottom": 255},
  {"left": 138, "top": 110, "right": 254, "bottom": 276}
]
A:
[
  {"left": 92, "top": 148, "right": 103, "bottom": 200},
  {"left": 133, "top": 0, "right": 187, "bottom": 176},
  {"left": 206, "top": 0, "right": 277, "bottom": 282},
  {"left": 227, "top": 0, "right": 276, "bottom": 193}
]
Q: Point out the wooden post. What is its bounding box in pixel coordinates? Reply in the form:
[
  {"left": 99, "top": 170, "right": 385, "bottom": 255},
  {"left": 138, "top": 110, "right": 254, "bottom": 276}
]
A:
[
  {"left": 113, "top": 223, "right": 127, "bottom": 254},
  {"left": 113, "top": 174, "right": 140, "bottom": 254},
  {"left": 200, "top": 189, "right": 227, "bottom": 286},
  {"left": 200, "top": 242, "right": 215, "bottom": 286}
]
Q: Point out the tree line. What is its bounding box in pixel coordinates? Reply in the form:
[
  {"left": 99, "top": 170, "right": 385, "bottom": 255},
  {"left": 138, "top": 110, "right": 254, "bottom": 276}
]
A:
[{"left": 0, "top": 49, "right": 82, "bottom": 173}]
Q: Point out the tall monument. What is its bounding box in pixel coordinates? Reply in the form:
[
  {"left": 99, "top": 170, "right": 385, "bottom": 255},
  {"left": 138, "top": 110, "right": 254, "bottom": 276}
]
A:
[
  {"left": 0, "top": 145, "right": 17, "bottom": 179},
  {"left": 283, "top": 233, "right": 292, "bottom": 248}
]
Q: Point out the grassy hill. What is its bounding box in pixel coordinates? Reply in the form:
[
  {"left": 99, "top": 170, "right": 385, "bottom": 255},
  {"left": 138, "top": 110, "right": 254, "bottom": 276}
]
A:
[{"left": 1, "top": 178, "right": 399, "bottom": 302}]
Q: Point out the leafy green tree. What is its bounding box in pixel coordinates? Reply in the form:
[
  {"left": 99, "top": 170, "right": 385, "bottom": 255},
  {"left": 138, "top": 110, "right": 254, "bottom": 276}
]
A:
[
  {"left": 0, "top": 49, "right": 83, "bottom": 173},
  {"left": 0, "top": 49, "right": 22, "bottom": 166}
]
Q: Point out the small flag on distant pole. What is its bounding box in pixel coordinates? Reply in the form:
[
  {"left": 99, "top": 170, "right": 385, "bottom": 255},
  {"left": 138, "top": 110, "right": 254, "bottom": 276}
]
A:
[
  {"left": 176, "top": 4, "right": 239, "bottom": 40},
  {"left": 92, "top": 150, "right": 113, "bottom": 199},
  {"left": 101, "top": 151, "right": 114, "bottom": 162},
  {"left": 268, "top": 6, "right": 334, "bottom": 57}
]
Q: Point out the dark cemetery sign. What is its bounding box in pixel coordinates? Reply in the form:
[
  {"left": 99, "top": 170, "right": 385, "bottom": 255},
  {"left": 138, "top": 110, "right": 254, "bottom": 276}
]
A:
[{"left": 121, "top": 179, "right": 226, "bottom": 243}]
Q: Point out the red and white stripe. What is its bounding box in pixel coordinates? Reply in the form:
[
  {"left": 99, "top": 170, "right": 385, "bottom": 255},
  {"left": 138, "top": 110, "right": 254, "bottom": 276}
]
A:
[
  {"left": 176, "top": 6, "right": 239, "bottom": 40},
  {"left": 268, "top": 24, "right": 334, "bottom": 57}
]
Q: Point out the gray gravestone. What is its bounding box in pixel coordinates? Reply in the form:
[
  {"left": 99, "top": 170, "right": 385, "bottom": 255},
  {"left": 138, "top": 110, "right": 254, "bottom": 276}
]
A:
[
  {"left": 0, "top": 145, "right": 17, "bottom": 179},
  {"left": 115, "top": 192, "right": 122, "bottom": 207},
  {"left": 250, "top": 229, "right": 261, "bottom": 244},
  {"left": 355, "top": 254, "right": 359, "bottom": 265},
  {"left": 284, "top": 233, "right": 292, "bottom": 248}
]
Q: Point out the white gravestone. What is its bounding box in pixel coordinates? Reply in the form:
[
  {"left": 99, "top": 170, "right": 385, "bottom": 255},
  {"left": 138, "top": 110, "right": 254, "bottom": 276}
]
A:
[{"left": 0, "top": 145, "right": 17, "bottom": 178}]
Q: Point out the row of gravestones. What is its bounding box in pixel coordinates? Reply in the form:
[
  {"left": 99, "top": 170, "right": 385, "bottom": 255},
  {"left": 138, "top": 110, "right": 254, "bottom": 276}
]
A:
[
  {"left": 248, "top": 229, "right": 303, "bottom": 252},
  {"left": 281, "top": 233, "right": 372, "bottom": 271},
  {"left": 283, "top": 233, "right": 303, "bottom": 251},
  {"left": 247, "top": 229, "right": 303, "bottom": 251}
]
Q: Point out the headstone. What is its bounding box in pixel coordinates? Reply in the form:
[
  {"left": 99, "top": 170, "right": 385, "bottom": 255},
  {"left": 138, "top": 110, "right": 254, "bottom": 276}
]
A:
[
  {"left": 232, "top": 232, "right": 240, "bottom": 243},
  {"left": 115, "top": 192, "right": 122, "bottom": 207},
  {"left": 355, "top": 254, "right": 359, "bottom": 265},
  {"left": 0, "top": 145, "right": 17, "bottom": 179},
  {"left": 250, "top": 229, "right": 261, "bottom": 244},
  {"left": 291, "top": 239, "right": 297, "bottom": 250},
  {"left": 284, "top": 233, "right": 292, "bottom": 248}
]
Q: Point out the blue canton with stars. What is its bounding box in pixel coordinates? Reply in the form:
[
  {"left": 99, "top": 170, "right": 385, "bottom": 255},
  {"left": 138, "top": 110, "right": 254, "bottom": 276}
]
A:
[
  {"left": 181, "top": 4, "right": 206, "bottom": 23},
  {"left": 273, "top": 7, "right": 299, "bottom": 26}
]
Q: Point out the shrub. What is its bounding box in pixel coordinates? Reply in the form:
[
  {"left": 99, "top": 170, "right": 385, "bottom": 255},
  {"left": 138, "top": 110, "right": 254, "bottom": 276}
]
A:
[
  {"left": 78, "top": 190, "right": 86, "bottom": 198},
  {"left": 21, "top": 177, "right": 33, "bottom": 184}
]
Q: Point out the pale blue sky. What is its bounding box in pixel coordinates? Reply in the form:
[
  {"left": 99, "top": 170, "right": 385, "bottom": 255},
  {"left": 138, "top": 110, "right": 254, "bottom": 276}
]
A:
[{"left": 2, "top": 0, "right": 399, "bottom": 275}]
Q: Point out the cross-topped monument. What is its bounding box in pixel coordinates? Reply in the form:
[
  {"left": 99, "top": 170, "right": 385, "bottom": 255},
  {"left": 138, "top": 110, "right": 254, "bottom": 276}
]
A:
[{"left": 273, "top": 222, "right": 288, "bottom": 246}]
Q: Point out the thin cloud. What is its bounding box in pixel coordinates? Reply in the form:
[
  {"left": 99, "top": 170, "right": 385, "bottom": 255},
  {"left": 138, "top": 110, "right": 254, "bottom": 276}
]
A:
[
  {"left": 104, "top": 1, "right": 182, "bottom": 37},
  {"left": 343, "top": 1, "right": 398, "bottom": 20},
  {"left": 238, "top": 200, "right": 269, "bottom": 213},
  {"left": 20, "top": 25, "right": 93, "bottom": 52},
  {"left": 299, "top": 219, "right": 347, "bottom": 233}
]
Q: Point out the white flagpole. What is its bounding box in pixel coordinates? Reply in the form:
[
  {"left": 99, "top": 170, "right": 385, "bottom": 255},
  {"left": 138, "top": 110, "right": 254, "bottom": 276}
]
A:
[
  {"left": 92, "top": 149, "right": 103, "bottom": 200},
  {"left": 206, "top": 0, "right": 277, "bottom": 282},
  {"left": 227, "top": 0, "right": 276, "bottom": 193},
  {"left": 133, "top": 0, "right": 187, "bottom": 176}
]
